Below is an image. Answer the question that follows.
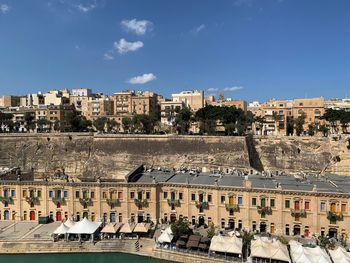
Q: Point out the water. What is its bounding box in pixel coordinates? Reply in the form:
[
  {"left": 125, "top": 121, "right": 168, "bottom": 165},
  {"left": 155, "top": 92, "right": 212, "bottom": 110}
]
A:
[{"left": 0, "top": 253, "right": 171, "bottom": 263}]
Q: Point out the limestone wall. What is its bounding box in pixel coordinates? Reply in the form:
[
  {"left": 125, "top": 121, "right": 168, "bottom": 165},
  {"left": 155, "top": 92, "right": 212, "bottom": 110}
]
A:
[{"left": 0, "top": 134, "right": 349, "bottom": 179}]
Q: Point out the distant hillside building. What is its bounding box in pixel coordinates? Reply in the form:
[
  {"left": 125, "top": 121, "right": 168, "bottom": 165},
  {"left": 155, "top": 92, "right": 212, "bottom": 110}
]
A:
[{"left": 172, "top": 90, "right": 204, "bottom": 112}]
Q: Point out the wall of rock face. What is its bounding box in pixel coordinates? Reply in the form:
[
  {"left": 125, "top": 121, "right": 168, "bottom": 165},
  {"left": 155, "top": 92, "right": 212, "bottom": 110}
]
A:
[
  {"left": 0, "top": 134, "right": 349, "bottom": 180},
  {"left": 0, "top": 134, "right": 249, "bottom": 180}
]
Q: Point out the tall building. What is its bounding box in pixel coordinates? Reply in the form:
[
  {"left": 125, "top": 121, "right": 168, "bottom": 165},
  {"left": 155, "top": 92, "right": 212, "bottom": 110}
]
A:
[
  {"left": 70, "top": 88, "right": 94, "bottom": 116},
  {"left": 112, "top": 91, "right": 133, "bottom": 115},
  {"left": 160, "top": 100, "right": 184, "bottom": 126},
  {"left": 86, "top": 96, "right": 114, "bottom": 120},
  {"left": 172, "top": 90, "right": 204, "bottom": 112},
  {"left": 0, "top": 96, "right": 20, "bottom": 108},
  {"left": 131, "top": 91, "right": 158, "bottom": 116},
  {"left": 292, "top": 97, "right": 325, "bottom": 130}
]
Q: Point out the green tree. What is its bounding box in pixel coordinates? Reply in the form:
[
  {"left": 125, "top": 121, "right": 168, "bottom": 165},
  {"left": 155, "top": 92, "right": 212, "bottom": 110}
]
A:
[
  {"left": 174, "top": 107, "right": 192, "bottom": 135},
  {"left": 93, "top": 117, "right": 107, "bottom": 132},
  {"left": 106, "top": 119, "right": 119, "bottom": 133},
  {"left": 171, "top": 218, "right": 191, "bottom": 242},
  {"left": 24, "top": 112, "right": 36, "bottom": 132},
  {"left": 122, "top": 117, "right": 132, "bottom": 133},
  {"left": 321, "top": 109, "right": 340, "bottom": 133},
  {"left": 308, "top": 123, "right": 316, "bottom": 136},
  {"left": 318, "top": 124, "right": 329, "bottom": 137},
  {"left": 37, "top": 118, "right": 49, "bottom": 133},
  {"left": 206, "top": 223, "right": 215, "bottom": 238},
  {"left": 294, "top": 113, "right": 306, "bottom": 136},
  {"left": 241, "top": 231, "right": 255, "bottom": 259}
]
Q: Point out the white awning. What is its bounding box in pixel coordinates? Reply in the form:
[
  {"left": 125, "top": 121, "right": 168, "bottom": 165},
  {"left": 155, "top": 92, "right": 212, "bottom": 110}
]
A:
[
  {"left": 67, "top": 218, "right": 101, "bottom": 235},
  {"left": 53, "top": 223, "right": 70, "bottom": 235},
  {"left": 209, "top": 235, "right": 242, "bottom": 255},
  {"left": 101, "top": 223, "right": 121, "bottom": 234},
  {"left": 158, "top": 230, "right": 173, "bottom": 244},
  {"left": 133, "top": 223, "right": 151, "bottom": 233},
  {"left": 119, "top": 222, "right": 135, "bottom": 233},
  {"left": 329, "top": 247, "right": 350, "bottom": 263},
  {"left": 251, "top": 238, "right": 291, "bottom": 263},
  {"left": 289, "top": 240, "right": 331, "bottom": 263},
  {"left": 64, "top": 218, "right": 75, "bottom": 228}
]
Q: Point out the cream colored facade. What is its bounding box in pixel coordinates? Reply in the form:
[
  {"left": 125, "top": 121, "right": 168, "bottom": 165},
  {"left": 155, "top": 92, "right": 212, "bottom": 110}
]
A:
[
  {"left": 0, "top": 173, "right": 349, "bottom": 238},
  {"left": 172, "top": 90, "right": 204, "bottom": 112},
  {"left": 85, "top": 97, "right": 114, "bottom": 120}
]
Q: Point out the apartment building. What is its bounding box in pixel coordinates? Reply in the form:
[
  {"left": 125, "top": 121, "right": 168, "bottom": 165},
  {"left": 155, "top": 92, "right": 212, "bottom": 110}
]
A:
[
  {"left": 160, "top": 100, "right": 184, "bottom": 126},
  {"left": 85, "top": 96, "right": 114, "bottom": 120},
  {"left": 0, "top": 166, "right": 349, "bottom": 239},
  {"left": 131, "top": 91, "right": 158, "bottom": 116},
  {"left": 172, "top": 90, "right": 204, "bottom": 112},
  {"left": 0, "top": 96, "right": 20, "bottom": 108},
  {"left": 112, "top": 91, "right": 133, "bottom": 115}
]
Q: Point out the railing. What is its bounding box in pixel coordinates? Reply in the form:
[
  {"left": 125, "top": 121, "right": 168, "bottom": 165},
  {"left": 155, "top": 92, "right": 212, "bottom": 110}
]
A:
[
  {"left": 107, "top": 198, "right": 120, "bottom": 206},
  {"left": 134, "top": 199, "right": 149, "bottom": 208},
  {"left": 52, "top": 197, "right": 66, "bottom": 205},
  {"left": 291, "top": 209, "right": 306, "bottom": 218},
  {"left": 327, "top": 211, "right": 343, "bottom": 222},
  {"left": 26, "top": 196, "right": 39, "bottom": 204},
  {"left": 257, "top": 206, "right": 272, "bottom": 216},
  {"left": 225, "top": 204, "right": 240, "bottom": 212},
  {"left": 167, "top": 199, "right": 180, "bottom": 206},
  {"left": 195, "top": 201, "right": 209, "bottom": 209},
  {"left": 79, "top": 198, "right": 93, "bottom": 206}
]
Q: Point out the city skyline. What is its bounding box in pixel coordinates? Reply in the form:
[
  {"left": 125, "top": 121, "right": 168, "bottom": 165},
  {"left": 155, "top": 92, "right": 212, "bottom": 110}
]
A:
[{"left": 1, "top": 0, "right": 350, "bottom": 101}]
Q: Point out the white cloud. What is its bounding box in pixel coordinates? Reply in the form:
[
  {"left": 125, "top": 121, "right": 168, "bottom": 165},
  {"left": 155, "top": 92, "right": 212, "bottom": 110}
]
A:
[
  {"left": 127, "top": 73, "right": 157, "bottom": 84},
  {"left": 223, "top": 86, "right": 244, "bottom": 92},
  {"left": 194, "top": 24, "right": 205, "bottom": 33},
  {"left": 103, "top": 52, "right": 114, "bottom": 61},
  {"left": 121, "top": 19, "right": 153, "bottom": 35},
  {"left": 114, "top": 38, "right": 144, "bottom": 54},
  {"left": 207, "top": 88, "right": 219, "bottom": 92},
  {"left": 73, "top": 0, "right": 100, "bottom": 13},
  {"left": 0, "top": 4, "right": 10, "bottom": 14}
]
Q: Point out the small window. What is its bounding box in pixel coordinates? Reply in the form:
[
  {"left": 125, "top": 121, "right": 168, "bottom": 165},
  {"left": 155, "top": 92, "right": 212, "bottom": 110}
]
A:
[
  {"left": 11, "top": 190, "right": 15, "bottom": 197},
  {"left": 285, "top": 200, "right": 290, "bottom": 209},
  {"left": 179, "top": 193, "right": 183, "bottom": 200},
  {"left": 37, "top": 190, "right": 42, "bottom": 198},
  {"left": 146, "top": 192, "right": 151, "bottom": 200},
  {"left": 102, "top": 192, "right": 107, "bottom": 199},
  {"left": 64, "top": 191, "right": 68, "bottom": 198},
  {"left": 270, "top": 199, "right": 275, "bottom": 208},
  {"left": 49, "top": 191, "right": 53, "bottom": 198},
  {"left": 208, "top": 194, "right": 212, "bottom": 203},
  {"left": 130, "top": 192, "right": 135, "bottom": 199},
  {"left": 90, "top": 192, "right": 95, "bottom": 199},
  {"left": 305, "top": 201, "right": 310, "bottom": 210},
  {"left": 341, "top": 203, "right": 347, "bottom": 212},
  {"left": 252, "top": 197, "right": 257, "bottom": 206},
  {"left": 238, "top": 196, "right": 243, "bottom": 205},
  {"left": 191, "top": 193, "right": 196, "bottom": 201},
  {"left": 163, "top": 192, "right": 168, "bottom": 199},
  {"left": 118, "top": 192, "right": 123, "bottom": 199},
  {"left": 23, "top": 190, "right": 27, "bottom": 198},
  {"left": 320, "top": 202, "right": 326, "bottom": 211},
  {"left": 75, "top": 191, "right": 80, "bottom": 199},
  {"left": 221, "top": 196, "right": 225, "bottom": 204}
]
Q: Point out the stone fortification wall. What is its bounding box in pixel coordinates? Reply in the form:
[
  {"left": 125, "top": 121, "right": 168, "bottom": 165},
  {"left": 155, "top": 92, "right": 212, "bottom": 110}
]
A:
[
  {"left": 0, "top": 134, "right": 249, "bottom": 180},
  {"left": 0, "top": 134, "right": 349, "bottom": 179}
]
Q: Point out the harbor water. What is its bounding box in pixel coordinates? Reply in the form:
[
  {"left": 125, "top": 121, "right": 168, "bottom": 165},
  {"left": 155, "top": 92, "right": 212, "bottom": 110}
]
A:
[{"left": 0, "top": 253, "right": 171, "bottom": 263}]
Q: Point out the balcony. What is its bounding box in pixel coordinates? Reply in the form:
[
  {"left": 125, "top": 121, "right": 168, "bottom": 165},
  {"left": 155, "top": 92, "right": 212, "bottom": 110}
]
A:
[
  {"left": 327, "top": 211, "right": 343, "bottom": 223},
  {"left": 257, "top": 206, "right": 272, "bottom": 216},
  {"left": 225, "top": 204, "right": 240, "bottom": 212},
  {"left": 291, "top": 209, "right": 306, "bottom": 218},
  {"left": 52, "top": 197, "right": 66, "bottom": 206},
  {"left": 26, "top": 196, "right": 39, "bottom": 204},
  {"left": 167, "top": 199, "right": 180, "bottom": 207},
  {"left": 195, "top": 201, "right": 209, "bottom": 209},
  {"left": 134, "top": 199, "right": 149, "bottom": 208},
  {"left": 79, "top": 198, "right": 93, "bottom": 207},
  {"left": 0, "top": 196, "right": 14, "bottom": 204},
  {"left": 107, "top": 198, "right": 120, "bottom": 206}
]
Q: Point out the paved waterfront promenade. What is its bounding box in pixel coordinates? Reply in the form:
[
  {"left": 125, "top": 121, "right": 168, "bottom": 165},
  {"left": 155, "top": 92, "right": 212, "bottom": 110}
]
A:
[{"left": 0, "top": 222, "right": 234, "bottom": 263}]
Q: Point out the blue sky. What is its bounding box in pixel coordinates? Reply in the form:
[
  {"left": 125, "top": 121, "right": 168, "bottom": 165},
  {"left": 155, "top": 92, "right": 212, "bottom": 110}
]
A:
[{"left": 0, "top": 0, "right": 350, "bottom": 102}]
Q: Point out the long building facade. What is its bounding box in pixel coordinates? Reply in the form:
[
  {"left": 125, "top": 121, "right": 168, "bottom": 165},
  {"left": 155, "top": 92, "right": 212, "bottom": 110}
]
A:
[{"left": 0, "top": 166, "right": 349, "bottom": 240}]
